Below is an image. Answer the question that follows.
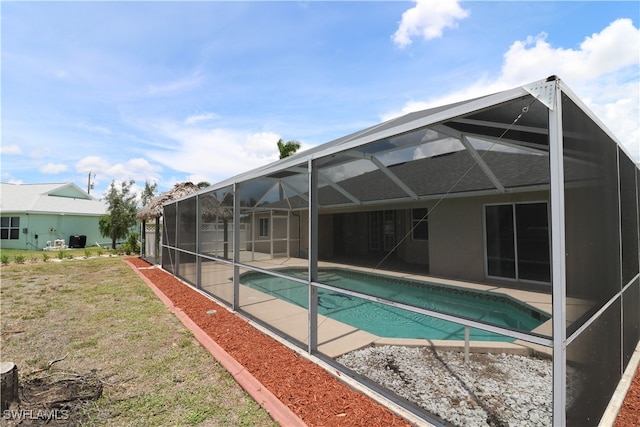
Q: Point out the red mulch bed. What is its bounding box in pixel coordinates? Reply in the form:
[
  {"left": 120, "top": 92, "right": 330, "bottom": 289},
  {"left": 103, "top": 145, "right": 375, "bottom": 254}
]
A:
[
  {"left": 615, "top": 364, "right": 640, "bottom": 427},
  {"left": 126, "top": 257, "right": 640, "bottom": 427}
]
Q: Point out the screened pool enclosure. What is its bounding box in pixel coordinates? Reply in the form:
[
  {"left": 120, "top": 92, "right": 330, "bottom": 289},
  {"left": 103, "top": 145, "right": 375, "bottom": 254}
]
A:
[{"left": 160, "top": 76, "right": 639, "bottom": 426}]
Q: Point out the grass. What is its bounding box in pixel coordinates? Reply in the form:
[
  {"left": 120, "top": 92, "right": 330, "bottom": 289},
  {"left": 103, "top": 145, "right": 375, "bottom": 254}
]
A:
[{"left": 0, "top": 257, "right": 278, "bottom": 427}]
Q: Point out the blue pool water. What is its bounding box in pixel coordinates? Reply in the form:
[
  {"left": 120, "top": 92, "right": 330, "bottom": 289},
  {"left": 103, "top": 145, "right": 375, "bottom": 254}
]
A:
[{"left": 240, "top": 268, "right": 549, "bottom": 342}]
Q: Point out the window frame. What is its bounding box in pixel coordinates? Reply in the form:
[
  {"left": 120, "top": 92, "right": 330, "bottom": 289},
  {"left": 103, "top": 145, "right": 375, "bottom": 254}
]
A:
[
  {"left": 483, "top": 201, "right": 550, "bottom": 284},
  {"left": 1, "top": 216, "right": 20, "bottom": 240},
  {"left": 259, "top": 217, "right": 269, "bottom": 238}
]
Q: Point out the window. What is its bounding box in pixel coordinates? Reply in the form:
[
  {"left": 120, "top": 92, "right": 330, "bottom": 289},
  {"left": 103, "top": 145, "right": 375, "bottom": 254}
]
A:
[
  {"left": 412, "top": 208, "right": 428, "bottom": 241},
  {"left": 485, "top": 203, "right": 550, "bottom": 283},
  {"left": 259, "top": 217, "right": 269, "bottom": 238},
  {"left": 1, "top": 217, "right": 20, "bottom": 240}
]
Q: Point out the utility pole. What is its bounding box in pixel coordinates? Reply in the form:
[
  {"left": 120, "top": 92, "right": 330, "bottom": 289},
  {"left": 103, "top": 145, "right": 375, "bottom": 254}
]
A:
[{"left": 87, "top": 172, "right": 95, "bottom": 194}]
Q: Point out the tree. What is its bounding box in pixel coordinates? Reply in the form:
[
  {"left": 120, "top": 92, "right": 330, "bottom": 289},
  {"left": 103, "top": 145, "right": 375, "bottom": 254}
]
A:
[
  {"left": 141, "top": 180, "right": 157, "bottom": 207},
  {"left": 99, "top": 180, "right": 138, "bottom": 249},
  {"left": 277, "top": 138, "right": 301, "bottom": 159},
  {"left": 197, "top": 181, "right": 211, "bottom": 189}
]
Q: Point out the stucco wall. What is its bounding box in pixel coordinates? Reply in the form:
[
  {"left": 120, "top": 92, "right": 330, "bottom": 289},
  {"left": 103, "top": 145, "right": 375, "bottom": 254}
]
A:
[
  {"left": 1, "top": 213, "right": 106, "bottom": 250},
  {"left": 397, "top": 208, "right": 429, "bottom": 266},
  {"left": 429, "top": 191, "right": 549, "bottom": 283},
  {"left": 251, "top": 211, "right": 303, "bottom": 257}
]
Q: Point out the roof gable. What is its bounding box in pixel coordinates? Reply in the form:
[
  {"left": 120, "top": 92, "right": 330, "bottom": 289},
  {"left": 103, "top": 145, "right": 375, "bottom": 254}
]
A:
[{"left": 47, "top": 183, "right": 92, "bottom": 199}]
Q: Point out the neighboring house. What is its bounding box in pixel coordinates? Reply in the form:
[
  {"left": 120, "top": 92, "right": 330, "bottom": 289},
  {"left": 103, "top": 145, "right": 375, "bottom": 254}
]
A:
[{"left": 0, "top": 182, "right": 108, "bottom": 250}]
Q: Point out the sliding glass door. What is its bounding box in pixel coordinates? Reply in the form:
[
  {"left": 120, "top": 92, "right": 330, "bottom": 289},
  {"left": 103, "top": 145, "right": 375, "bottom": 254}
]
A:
[{"left": 485, "top": 202, "right": 550, "bottom": 283}]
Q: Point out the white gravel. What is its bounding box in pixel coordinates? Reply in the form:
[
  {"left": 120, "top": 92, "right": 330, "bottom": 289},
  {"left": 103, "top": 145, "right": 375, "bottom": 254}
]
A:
[{"left": 337, "top": 345, "right": 558, "bottom": 427}]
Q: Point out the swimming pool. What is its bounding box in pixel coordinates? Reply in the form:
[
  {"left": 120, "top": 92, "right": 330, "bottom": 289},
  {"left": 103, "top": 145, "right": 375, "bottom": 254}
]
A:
[{"left": 240, "top": 268, "right": 549, "bottom": 342}]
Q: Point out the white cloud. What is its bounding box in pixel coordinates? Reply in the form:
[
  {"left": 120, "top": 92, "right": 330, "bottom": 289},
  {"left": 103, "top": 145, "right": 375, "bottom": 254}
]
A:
[
  {"left": 392, "top": 0, "right": 470, "bottom": 48},
  {"left": 106, "top": 158, "right": 156, "bottom": 181},
  {"left": 384, "top": 19, "right": 640, "bottom": 161},
  {"left": 39, "top": 162, "right": 68, "bottom": 174},
  {"left": 76, "top": 156, "right": 111, "bottom": 173},
  {"left": 1, "top": 144, "right": 22, "bottom": 155},
  {"left": 184, "top": 112, "right": 219, "bottom": 125},
  {"left": 28, "top": 146, "right": 50, "bottom": 159},
  {"left": 243, "top": 132, "right": 282, "bottom": 159},
  {"left": 592, "top": 95, "right": 640, "bottom": 161},
  {"left": 500, "top": 18, "right": 639, "bottom": 86},
  {"left": 141, "top": 119, "right": 285, "bottom": 184},
  {"left": 76, "top": 155, "right": 162, "bottom": 189}
]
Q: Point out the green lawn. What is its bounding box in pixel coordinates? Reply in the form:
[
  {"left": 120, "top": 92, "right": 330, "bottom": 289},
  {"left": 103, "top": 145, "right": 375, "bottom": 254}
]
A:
[{"left": 0, "top": 257, "right": 277, "bottom": 426}]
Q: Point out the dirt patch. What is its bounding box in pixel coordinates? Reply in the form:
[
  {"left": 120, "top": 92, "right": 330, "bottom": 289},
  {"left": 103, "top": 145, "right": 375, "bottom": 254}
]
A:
[{"left": 2, "top": 371, "right": 102, "bottom": 426}]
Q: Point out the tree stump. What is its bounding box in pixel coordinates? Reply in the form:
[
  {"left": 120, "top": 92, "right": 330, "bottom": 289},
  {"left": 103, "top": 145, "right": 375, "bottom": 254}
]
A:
[{"left": 0, "top": 362, "right": 19, "bottom": 411}]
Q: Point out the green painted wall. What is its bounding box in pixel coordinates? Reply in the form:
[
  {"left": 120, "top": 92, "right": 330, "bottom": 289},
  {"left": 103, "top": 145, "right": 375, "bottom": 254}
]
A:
[{"left": 0, "top": 213, "right": 111, "bottom": 250}]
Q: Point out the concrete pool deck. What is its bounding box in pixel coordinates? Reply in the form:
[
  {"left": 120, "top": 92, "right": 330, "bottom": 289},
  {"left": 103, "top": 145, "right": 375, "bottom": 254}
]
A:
[{"left": 194, "top": 255, "right": 592, "bottom": 358}]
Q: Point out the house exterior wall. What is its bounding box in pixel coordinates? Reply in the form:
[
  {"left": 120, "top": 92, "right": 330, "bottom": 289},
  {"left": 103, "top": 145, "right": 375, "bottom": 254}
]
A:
[
  {"left": 251, "top": 211, "right": 301, "bottom": 256},
  {"left": 295, "top": 192, "right": 549, "bottom": 281},
  {"left": 397, "top": 208, "right": 429, "bottom": 266},
  {"left": 297, "top": 211, "right": 310, "bottom": 258},
  {"left": 0, "top": 213, "right": 107, "bottom": 250},
  {"left": 428, "top": 198, "right": 485, "bottom": 281},
  {"left": 429, "top": 191, "right": 549, "bottom": 283}
]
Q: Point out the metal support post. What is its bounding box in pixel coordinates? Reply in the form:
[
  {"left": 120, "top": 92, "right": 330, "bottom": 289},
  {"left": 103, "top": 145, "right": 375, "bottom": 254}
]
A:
[
  {"left": 233, "top": 183, "right": 240, "bottom": 310},
  {"left": 549, "top": 80, "right": 567, "bottom": 427},
  {"left": 308, "top": 159, "right": 319, "bottom": 354}
]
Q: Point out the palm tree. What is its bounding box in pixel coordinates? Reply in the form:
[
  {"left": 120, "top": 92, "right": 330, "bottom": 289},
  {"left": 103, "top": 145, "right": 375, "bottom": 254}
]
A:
[{"left": 277, "top": 138, "right": 301, "bottom": 159}]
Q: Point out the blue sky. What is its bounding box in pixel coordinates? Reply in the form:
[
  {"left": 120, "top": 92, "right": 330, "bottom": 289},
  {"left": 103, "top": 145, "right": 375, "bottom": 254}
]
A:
[{"left": 2, "top": 1, "right": 639, "bottom": 198}]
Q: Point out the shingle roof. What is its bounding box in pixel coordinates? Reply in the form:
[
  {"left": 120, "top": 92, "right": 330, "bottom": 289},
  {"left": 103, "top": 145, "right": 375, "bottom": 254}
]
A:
[{"left": 0, "top": 183, "right": 107, "bottom": 216}]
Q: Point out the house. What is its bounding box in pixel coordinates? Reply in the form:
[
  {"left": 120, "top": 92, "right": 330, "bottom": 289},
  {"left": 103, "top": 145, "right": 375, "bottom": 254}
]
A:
[
  {"left": 0, "top": 182, "right": 108, "bottom": 250},
  {"left": 159, "top": 76, "right": 639, "bottom": 426}
]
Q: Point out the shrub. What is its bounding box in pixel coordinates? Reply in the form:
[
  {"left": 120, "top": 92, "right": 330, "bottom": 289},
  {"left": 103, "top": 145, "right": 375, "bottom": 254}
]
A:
[
  {"left": 57, "top": 250, "right": 65, "bottom": 259},
  {"left": 42, "top": 253, "right": 50, "bottom": 262},
  {"left": 122, "top": 232, "right": 141, "bottom": 255},
  {"left": 1, "top": 254, "right": 9, "bottom": 265},
  {"left": 97, "top": 249, "right": 104, "bottom": 256},
  {"left": 84, "top": 249, "right": 92, "bottom": 258},
  {"left": 14, "top": 254, "right": 25, "bottom": 264}
]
